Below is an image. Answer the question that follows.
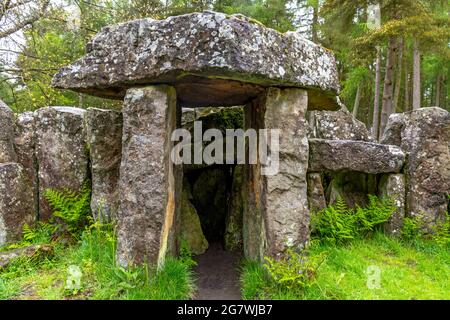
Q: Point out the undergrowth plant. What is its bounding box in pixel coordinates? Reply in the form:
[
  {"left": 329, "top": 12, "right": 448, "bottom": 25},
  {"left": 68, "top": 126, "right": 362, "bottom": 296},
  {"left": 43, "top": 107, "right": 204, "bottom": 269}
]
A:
[
  {"left": 311, "top": 196, "right": 395, "bottom": 244},
  {"left": 44, "top": 180, "right": 92, "bottom": 239}
]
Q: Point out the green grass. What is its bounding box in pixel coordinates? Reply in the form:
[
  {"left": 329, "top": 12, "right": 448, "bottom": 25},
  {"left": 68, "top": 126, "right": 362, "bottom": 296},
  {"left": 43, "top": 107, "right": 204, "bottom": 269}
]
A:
[
  {"left": 241, "top": 232, "right": 450, "bottom": 300},
  {"left": 0, "top": 224, "right": 196, "bottom": 300}
]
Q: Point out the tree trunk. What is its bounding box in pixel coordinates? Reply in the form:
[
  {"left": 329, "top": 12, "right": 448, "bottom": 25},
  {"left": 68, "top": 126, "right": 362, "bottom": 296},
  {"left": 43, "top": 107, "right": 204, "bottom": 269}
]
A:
[
  {"left": 435, "top": 73, "right": 442, "bottom": 107},
  {"left": 412, "top": 38, "right": 421, "bottom": 110},
  {"left": 380, "top": 37, "right": 398, "bottom": 138},
  {"left": 393, "top": 38, "right": 403, "bottom": 113},
  {"left": 353, "top": 83, "right": 362, "bottom": 118},
  {"left": 372, "top": 46, "right": 382, "bottom": 139},
  {"left": 312, "top": 4, "right": 319, "bottom": 42},
  {"left": 404, "top": 60, "right": 410, "bottom": 111}
]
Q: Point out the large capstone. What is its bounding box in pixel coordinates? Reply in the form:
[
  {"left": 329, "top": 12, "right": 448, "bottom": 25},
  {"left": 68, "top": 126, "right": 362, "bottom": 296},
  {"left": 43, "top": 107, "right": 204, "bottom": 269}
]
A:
[
  {"left": 308, "top": 107, "right": 372, "bottom": 141},
  {"left": 0, "top": 163, "right": 35, "bottom": 246},
  {"left": 0, "top": 100, "right": 17, "bottom": 163},
  {"left": 116, "top": 86, "right": 182, "bottom": 268},
  {"left": 308, "top": 139, "right": 405, "bottom": 174},
  {"left": 35, "top": 107, "right": 89, "bottom": 221},
  {"left": 52, "top": 11, "right": 340, "bottom": 110},
  {"left": 85, "top": 108, "right": 123, "bottom": 222},
  {"left": 381, "top": 107, "right": 450, "bottom": 227},
  {"left": 244, "top": 88, "right": 310, "bottom": 260}
]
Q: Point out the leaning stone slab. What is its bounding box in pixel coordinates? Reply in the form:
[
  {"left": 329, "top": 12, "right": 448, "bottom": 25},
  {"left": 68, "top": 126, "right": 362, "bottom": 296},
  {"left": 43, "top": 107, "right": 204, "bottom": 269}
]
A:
[
  {"left": 52, "top": 11, "right": 340, "bottom": 110},
  {"left": 85, "top": 108, "right": 123, "bottom": 222},
  {"left": 35, "top": 107, "right": 89, "bottom": 221},
  {"left": 0, "top": 163, "right": 35, "bottom": 246},
  {"left": 0, "top": 100, "right": 17, "bottom": 163},
  {"left": 308, "top": 139, "right": 405, "bottom": 174},
  {"left": 116, "top": 86, "right": 182, "bottom": 268},
  {"left": 381, "top": 107, "right": 450, "bottom": 227},
  {"left": 378, "top": 174, "right": 406, "bottom": 236}
]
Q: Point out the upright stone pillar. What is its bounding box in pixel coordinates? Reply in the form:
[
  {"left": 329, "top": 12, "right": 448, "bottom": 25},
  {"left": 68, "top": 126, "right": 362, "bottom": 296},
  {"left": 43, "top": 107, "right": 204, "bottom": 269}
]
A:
[
  {"left": 243, "top": 88, "right": 310, "bottom": 261},
  {"left": 0, "top": 100, "right": 17, "bottom": 163},
  {"left": 116, "top": 85, "right": 182, "bottom": 268},
  {"left": 378, "top": 173, "right": 406, "bottom": 236}
]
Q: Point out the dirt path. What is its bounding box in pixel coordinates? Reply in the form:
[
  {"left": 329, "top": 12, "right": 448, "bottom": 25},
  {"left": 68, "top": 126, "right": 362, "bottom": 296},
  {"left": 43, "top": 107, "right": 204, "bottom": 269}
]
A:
[{"left": 194, "top": 243, "right": 241, "bottom": 300}]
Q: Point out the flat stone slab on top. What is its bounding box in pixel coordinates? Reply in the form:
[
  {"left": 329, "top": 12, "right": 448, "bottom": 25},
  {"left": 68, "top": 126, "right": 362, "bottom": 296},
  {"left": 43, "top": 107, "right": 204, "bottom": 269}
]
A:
[{"left": 52, "top": 11, "right": 340, "bottom": 110}]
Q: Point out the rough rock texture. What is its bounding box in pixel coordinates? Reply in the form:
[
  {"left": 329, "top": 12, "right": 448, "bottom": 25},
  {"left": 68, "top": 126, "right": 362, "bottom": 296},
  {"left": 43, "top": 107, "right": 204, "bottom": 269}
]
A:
[
  {"left": 244, "top": 88, "right": 309, "bottom": 261},
  {"left": 180, "top": 181, "right": 208, "bottom": 255},
  {"left": 381, "top": 107, "right": 450, "bottom": 226},
  {"left": 13, "top": 112, "right": 38, "bottom": 218},
  {"left": 307, "top": 173, "right": 326, "bottom": 212},
  {"left": 325, "top": 172, "right": 376, "bottom": 208},
  {"left": 52, "top": 11, "right": 340, "bottom": 110},
  {"left": 308, "top": 139, "right": 405, "bottom": 174},
  {"left": 116, "top": 86, "right": 182, "bottom": 268},
  {"left": 224, "top": 165, "right": 244, "bottom": 251},
  {"left": 35, "top": 107, "right": 89, "bottom": 221},
  {"left": 378, "top": 174, "right": 406, "bottom": 236},
  {"left": 85, "top": 108, "right": 123, "bottom": 222},
  {"left": 308, "top": 108, "right": 371, "bottom": 141},
  {"left": 0, "top": 163, "right": 35, "bottom": 246},
  {"left": 0, "top": 100, "right": 17, "bottom": 163}
]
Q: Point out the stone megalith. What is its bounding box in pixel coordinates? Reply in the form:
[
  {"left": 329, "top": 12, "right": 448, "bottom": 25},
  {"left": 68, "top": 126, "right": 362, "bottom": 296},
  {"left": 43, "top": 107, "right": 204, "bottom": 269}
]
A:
[
  {"left": 381, "top": 107, "right": 450, "bottom": 227},
  {"left": 378, "top": 174, "right": 406, "bottom": 236},
  {"left": 85, "top": 108, "right": 123, "bottom": 222},
  {"left": 308, "top": 107, "right": 372, "bottom": 141},
  {"left": 307, "top": 173, "right": 327, "bottom": 213},
  {"left": 0, "top": 100, "right": 17, "bottom": 163},
  {"left": 52, "top": 11, "right": 342, "bottom": 266},
  {"left": 13, "top": 112, "right": 39, "bottom": 220},
  {"left": 244, "top": 88, "right": 310, "bottom": 261},
  {"left": 116, "top": 86, "right": 182, "bottom": 268},
  {"left": 0, "top": 163, "right": 35, "bottom": 246},
  {"left": 35, "top": 107, "right": 89, "bottom": 221},
  {"left": 52, "top": 11, "right": 340, "bottom": 111}
]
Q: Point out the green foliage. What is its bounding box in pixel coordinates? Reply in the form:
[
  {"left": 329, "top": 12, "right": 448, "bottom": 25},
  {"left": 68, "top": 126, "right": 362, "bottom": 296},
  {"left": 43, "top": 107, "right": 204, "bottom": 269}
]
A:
[
  {"left": 264, "top": 246, "right": 325, "bottom": 292},
  {"left": 432, "top": 211, "right": 450, "bottom": 247},
  {"left": 401, "top": 216, "right": 423, "bottom": 242},
  {"left": 311, "top": 196, "right": 395, "bottom": 244},
  {"left": 22, "top": 222, "right": 58, "bottom": 245},
  {"left": 44, "top": 180, "right": 92, "bottom": 239},
  {"left": 241, "top": 232, "right": 450, "bottom": 300},
  {"left": 179, "top": 240, "right": 198, "bottom": 268}
]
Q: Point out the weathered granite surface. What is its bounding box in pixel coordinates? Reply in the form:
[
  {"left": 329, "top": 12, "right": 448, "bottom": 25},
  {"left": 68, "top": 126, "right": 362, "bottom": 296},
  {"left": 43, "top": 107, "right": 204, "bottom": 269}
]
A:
[
  {"left": 0, "top": 100, "right": 17, "bottom": 163},
  {"left": 52, "top": 11, "right": 340, "bottom": 110},
  {"left": 381, "top": 107, "right": 450, "bottom": 226},
  {"left": 35, "top": 107, "right": 89, "bottom": 221},
  {"left": 85, "top": 108, "right": 123, "bottom": 222},
  {"left": 307, "top": 173, "right": 327, "bottom": 212},
  {"left": 116, "top": 86, "right": 181, "bottom": 268},
  {"left": 308, "top": 139, "right": 405, "bottom": 174},
  {"left": 378, "top": 173, "right": 406, "bottom": 236},
  {"left": 0, "top": 163, "right": 35, "bottom": 246}
]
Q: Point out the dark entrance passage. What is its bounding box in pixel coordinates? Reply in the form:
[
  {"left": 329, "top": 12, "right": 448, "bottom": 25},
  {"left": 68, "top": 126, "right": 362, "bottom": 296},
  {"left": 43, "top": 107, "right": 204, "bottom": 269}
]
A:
[{"left": 194, "top": 243, "right": 241, "bottom": 300}]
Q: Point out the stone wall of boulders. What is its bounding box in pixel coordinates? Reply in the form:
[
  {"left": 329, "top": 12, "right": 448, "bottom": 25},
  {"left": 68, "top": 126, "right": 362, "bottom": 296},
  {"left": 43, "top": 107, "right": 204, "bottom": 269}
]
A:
[{"left": 1, "top": 97, "right": 449, "bottom": 250}]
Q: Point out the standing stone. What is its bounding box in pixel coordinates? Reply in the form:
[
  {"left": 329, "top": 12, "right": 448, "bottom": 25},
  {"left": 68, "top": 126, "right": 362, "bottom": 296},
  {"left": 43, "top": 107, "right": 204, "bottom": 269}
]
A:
[
  {"left": 308, "top": 108, "right": 371, "bottom": 141},
  {"left": 378, "top": 174, "right": 406, "bottom": 236},
  {"left": 244, "top": 88, "right": 309, "bottom": 261},
  {"left": 14, "top": 112, "right": 38, "bottom": 220},
  {"left": 180, "top": 181, "right": 208, "bottom": 255},
  {"left": 0, "top": 163, "right": 35, "bottom": 246},
  {"left": 224, "top": 165, "right": 244, "bottom": 251},
  {"left": 307, "top": 173, "right": 327, "bottom": 212},
  {"left": 381, "top": 107, "right": 450, "bottom": 228},
  {"left": 116, "top": 86, "right": 181, "bottom": 268},
  {"left": 35, "top": 107, "right": 89, "bottom": 221},
  {"left": 0, "top": 100, "right": 17, "bottom": 163},
  {"left": 85, "top": 108, "right": 123, "bottom": 222}
]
